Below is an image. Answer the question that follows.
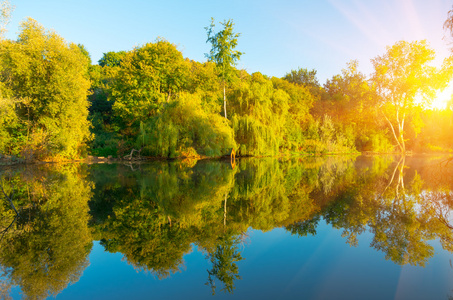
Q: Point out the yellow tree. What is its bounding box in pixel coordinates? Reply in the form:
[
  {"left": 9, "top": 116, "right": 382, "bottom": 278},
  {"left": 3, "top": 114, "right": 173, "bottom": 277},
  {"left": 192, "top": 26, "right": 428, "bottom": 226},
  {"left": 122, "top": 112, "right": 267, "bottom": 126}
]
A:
[
  {"left": 371, "top": 40, "right": 452, "bottom": 153},
  {"left": 0, "top": 18, "right": 92, "bottom": 159}
]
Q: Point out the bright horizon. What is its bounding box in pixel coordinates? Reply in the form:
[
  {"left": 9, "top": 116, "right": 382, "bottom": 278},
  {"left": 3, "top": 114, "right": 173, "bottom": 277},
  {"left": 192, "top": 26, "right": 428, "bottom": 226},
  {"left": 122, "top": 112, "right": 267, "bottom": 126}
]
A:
[{"left": 4, "top": 0, "right": 453, "bottom": 95}]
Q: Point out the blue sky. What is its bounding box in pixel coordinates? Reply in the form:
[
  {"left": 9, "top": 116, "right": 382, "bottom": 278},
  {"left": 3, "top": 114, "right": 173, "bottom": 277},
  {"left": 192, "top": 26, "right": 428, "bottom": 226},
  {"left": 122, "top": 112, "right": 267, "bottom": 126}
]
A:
[{"left": 5, "top": 0, "right": 452, "bottom": 84}]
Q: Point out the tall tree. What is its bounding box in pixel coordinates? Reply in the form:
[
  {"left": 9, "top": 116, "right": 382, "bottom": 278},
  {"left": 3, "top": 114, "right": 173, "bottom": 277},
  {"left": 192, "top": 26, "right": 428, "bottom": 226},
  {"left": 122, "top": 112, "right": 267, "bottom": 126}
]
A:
[
  {"left": 0, "top": 18, "right": 92, "bottom": 159},
  {"left": 371, "top": 40, "right": 452, "bottom": 153},
  {"left": 205, "top": 18, "right": 243, "bottom": 119}
]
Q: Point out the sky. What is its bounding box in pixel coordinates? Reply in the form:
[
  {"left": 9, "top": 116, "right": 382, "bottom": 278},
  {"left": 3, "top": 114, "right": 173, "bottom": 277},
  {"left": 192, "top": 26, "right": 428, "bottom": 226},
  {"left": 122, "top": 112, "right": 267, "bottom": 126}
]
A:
[{"left": 4, "top": 0, "right": 453, "bottom": 106}]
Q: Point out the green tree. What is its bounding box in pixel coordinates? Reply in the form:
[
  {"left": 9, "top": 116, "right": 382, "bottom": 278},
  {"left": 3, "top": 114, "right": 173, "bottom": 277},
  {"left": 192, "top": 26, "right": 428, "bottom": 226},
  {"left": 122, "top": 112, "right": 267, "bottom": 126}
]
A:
[
  {"left": 371, "top": 40, "right": 452, "bottom": 153},
  {"left": 77, "top": 44, "right": 92, "bottom": 65},
  {"left": 205, "top": 18, "right": 243, "bottom": 119},
  {"left": 0, "top": 18, "right": 92, "bottom": 159},
  {"left": 0, "top": 166, "right": 93, "bottom": 299},
  {"left": 138, "top": 92, "right": 236, "bottom": 158},
  {"left": 98, "top": 51, "right": 126, "bottom": 67},
  {"left": 272, "top": 76, "right": 315, "bottom": 151},
  {"left": 111, "top": 39, "right": 189, "bottom": 129},
  {"left": 321, "top": 61, "right": 387, "bottom": 152},
  {"left": 87, "top": 51, "right": 126, "bottom": 157},
  {"left": 229, "top": 72, "right": 289, "bottom": 156},
  {"left": 206, "top": 234, "right": 243, "bottom": 295},
  {"left": 283, "top": 67, "right": 321, "bottom": 98}
]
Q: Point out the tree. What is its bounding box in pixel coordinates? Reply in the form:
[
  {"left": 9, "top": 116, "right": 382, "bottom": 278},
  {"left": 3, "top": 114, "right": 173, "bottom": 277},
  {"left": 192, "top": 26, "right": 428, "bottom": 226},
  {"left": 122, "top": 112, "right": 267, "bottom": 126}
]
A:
[
  {"left": 98, "top": 51, "right": 126, "bottom": 67},
  {"left": 111, "top": 39, "right": 189, "bottom": 127},
  {"left": 0, "top": 18, "right": 92, "bottom": 159},
  {"left": 0, "top": 166, "right": 93, "bottom": 299},
  {"left": 77, "top": 44, "right": 92, "bottom": 65},
  {"left": 206, "top": 234, "right": 243, "bottom": 295},
  {"left": 371, "top": 40, "right": 452, "bottom": 153},
  {"left": 283, "top": 67, "right": 321, "bottom": 98},
  {"left": 320, "top": 61, "right": 386, "bottom": 151},
  {"left": 205, "top": 18, "right": 243, "bottom": 119}
]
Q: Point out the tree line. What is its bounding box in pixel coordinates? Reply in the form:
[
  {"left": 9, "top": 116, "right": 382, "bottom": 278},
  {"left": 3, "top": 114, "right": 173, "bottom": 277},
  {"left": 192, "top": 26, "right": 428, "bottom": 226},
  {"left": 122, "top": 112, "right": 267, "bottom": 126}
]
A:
[{"left": 1, "top": 8, "right": 453, "bottom": 160}]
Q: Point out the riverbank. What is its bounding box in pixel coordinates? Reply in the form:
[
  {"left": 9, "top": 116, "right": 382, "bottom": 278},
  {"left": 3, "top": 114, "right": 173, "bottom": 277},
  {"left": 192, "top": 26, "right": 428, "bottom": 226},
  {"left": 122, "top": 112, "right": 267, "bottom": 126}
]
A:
[{"left": 1, "top": 150, "right": 451, "bottom": 167}]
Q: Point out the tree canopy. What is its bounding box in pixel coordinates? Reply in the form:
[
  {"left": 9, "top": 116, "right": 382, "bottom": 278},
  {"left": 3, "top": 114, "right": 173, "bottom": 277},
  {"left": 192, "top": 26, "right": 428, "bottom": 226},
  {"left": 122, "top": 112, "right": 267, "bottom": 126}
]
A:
[
  {"left": 206, "top": 18, "right": 243, "bottom": 119},
  {"left": 371, "top": 40, "right": 452, "bottom": 153},
  {"left": 0, "top": 18, "right": 92, "bottom": 160}
]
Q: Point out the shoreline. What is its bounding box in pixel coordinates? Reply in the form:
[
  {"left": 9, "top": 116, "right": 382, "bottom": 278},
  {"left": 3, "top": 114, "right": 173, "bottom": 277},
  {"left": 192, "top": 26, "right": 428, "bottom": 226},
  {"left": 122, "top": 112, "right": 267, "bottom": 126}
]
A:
[{"left": 1, "top": 151, "right": 452, "bottom": 167}]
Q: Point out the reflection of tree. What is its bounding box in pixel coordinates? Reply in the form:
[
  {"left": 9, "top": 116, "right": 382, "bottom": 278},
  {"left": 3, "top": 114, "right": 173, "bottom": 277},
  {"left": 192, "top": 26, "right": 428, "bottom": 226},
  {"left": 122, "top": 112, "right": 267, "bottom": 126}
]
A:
[
  {"left": 3, "top": 156, "right": 452, "bottom": 297},
  {"left": 87, "top": 156, "right": 453, "bottom": 292},
  {"left": 0, "top": 166, "right": 93, "bottom": 299},
  {"left": 304, "top": 155, "right": 453, "bottom": 267},
  {"left": 206, "top": 234, "right": 243, "bottom": 295},
  {"left": 90, "top": 161, "right": 237, "bottom": 279},
  {"left": 89, "top": 158, "right": 327, "bottom": 289},
  {"left": 97, "top": 197, "right": 191, "bottom": 279},
  {"left": 286, "top": 216, "right": 321, "bottom": 237},
  {"left": 0, "top": 180, "right": 18, "bottom": 243}
]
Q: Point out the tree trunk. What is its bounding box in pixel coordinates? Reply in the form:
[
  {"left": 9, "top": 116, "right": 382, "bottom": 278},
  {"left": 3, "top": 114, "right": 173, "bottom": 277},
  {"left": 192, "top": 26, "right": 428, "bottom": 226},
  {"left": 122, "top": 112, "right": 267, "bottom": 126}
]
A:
[
  {"left": 224, "top": 192, "right": 227, "bottom": 226},
  {"left": 223, "top": 83, "right": 227, "bottom": 119},
  {"left": 396, "top": 109, "right": 406, "bottom": 153},
  {"left": 381, "top": 111, "right": 404, "bottom": 153}
]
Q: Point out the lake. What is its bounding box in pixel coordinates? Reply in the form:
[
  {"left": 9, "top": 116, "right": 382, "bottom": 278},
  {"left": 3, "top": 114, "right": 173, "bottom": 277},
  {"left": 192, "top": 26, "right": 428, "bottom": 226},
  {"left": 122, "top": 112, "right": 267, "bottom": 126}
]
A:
[{"left": 1, "top": 155, "right": 453, "bottom": 299}]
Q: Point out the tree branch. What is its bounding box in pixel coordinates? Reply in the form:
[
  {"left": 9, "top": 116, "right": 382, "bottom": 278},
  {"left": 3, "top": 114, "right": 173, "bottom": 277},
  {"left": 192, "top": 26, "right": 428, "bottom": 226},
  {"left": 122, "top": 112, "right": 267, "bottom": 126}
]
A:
[
  {"left": 381, "top": 110, "right": 403, "bottom": 152},
  {"left": 0, "top": 183, "right": 18, "bottom": 216}
]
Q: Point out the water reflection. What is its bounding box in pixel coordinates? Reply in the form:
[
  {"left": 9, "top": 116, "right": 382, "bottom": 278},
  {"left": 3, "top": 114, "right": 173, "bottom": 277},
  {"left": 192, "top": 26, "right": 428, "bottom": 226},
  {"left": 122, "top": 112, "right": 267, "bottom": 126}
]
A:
[
  {"left": 0, "top": 155, "right": 452, "bottom": 298},
  {"left": 0, "top": 165, "right": 93, "bottom": 299}
]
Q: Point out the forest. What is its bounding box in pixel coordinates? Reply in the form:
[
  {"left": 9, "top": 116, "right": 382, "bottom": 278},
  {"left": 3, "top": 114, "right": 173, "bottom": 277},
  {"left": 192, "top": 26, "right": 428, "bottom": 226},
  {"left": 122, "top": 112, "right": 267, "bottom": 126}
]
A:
[{"left": 1, "top": 4, "right": 453, "bottom": 161}]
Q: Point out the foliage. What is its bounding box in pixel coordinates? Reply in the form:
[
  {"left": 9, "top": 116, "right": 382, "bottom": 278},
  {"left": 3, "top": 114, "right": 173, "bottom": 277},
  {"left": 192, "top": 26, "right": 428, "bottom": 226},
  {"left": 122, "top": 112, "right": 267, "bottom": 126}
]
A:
[
  {"left": 229, "top": 72, "right": 289, "bottom": 156},
  {"left": 0, "top": 98, "right": 26, "bottom": 155},
  {"left": 371, "top": 40, "right": 453, "bottom": 153},
  {"left": 205, "top": 18, "right": 243, "bottom": 84},
  {"left": 111, "top": 39, "right": 189, "bottom": 129},
  {"left": 186, "top": 60, "right": 223, "bottom": 114},
  {"left": 206, "top": 234, "right": 243, "bottom": 295},
  {"left": 283, "top": 67, "right": 321, "bottom": 98},
  {"left": 138, "top": 92, "right": 236, "bottom": 158},
  {"left": 0, "top": 18, "right": 92, "bottom": 159},
  {"left": 205, "top": 18, "right": 243, "bottom": 119},
  {"left": 0, "top": 165, "right": 93, "bottom": 299},
  {"left": 98, "top": 50, "right": 126, "bottom": 67},
  {"left": 87, "top": 54, "right": 124, "bottom": 157}
]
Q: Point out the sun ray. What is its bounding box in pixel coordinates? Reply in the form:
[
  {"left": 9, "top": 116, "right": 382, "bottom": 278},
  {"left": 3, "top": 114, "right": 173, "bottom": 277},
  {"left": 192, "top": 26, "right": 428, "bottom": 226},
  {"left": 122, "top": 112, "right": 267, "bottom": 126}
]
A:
[{"left": 432, "top": 82, "right": 453, "bottom": 110}]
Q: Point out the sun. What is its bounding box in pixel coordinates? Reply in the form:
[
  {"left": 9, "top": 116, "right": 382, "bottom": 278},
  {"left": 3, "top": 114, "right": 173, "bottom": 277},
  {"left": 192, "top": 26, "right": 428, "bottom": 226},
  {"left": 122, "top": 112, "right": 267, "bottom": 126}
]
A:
[{"left": 431, "top": 83, "right": 453, "bottom": 110}]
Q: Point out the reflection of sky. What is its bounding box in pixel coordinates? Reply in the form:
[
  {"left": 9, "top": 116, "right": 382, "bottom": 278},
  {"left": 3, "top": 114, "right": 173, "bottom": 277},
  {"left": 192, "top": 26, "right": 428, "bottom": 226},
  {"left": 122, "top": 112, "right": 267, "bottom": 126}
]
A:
[{"left": 33, "top": 220, "right": 453, "bottom": 300}]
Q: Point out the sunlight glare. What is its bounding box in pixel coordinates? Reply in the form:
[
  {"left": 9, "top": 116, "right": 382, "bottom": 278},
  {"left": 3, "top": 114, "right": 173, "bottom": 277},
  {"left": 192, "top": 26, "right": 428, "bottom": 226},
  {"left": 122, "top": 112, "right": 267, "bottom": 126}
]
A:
[{"left": 431, "top": 83, "right": 453, "bottom": 110}]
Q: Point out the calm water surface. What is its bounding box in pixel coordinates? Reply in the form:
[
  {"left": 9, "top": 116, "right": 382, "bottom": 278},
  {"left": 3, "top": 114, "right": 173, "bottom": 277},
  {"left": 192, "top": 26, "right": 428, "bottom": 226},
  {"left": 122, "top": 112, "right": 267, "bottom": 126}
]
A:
[{"left": 1, "top": 155, "right": 453, "bottom": 299}]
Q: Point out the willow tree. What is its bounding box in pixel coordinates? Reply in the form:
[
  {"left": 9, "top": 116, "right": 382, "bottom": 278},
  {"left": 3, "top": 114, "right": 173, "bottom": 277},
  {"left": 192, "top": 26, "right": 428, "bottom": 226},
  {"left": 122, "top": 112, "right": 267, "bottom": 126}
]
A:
[
  {"left": 371, "top": 40, "right": 452, "bottom": 153},
  {"left": 205, "top": 18, "right": 243, "bottom": 119}
]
